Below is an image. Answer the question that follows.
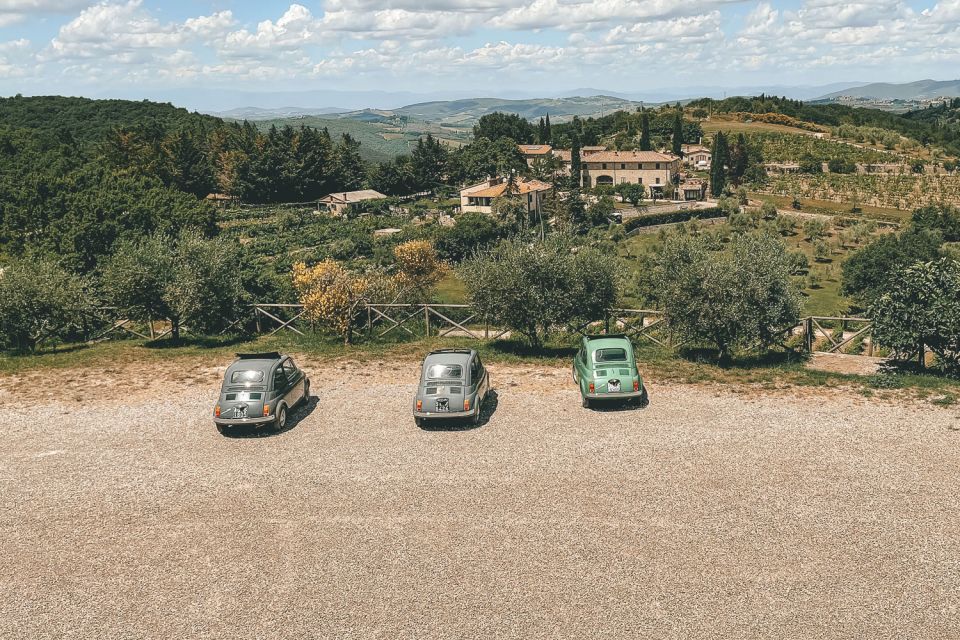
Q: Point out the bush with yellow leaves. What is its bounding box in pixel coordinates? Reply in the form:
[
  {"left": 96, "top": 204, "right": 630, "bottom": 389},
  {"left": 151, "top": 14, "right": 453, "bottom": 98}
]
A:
[
  {"left": 392, "top": 240, "right": 446, "bottom": 293},
  {"left": 292, "top": 241, "right": 445, "bottom": 344}
]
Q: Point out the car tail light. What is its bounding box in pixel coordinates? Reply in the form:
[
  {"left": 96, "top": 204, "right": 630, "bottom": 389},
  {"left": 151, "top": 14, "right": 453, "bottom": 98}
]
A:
[
  {"left": 589, "top": 382, "right": 595, "bottom": 394},
  {"left": 634, "top": 380, "right": 640, "bottom": 392},
  {"left": 263, "top": 405, "right": 270, "bottom": 416},
  {"left": 464, "top": 399, "right": 471, "bottom": 411},
  {"left": 416, "top": 400, "right": 422, "bottom": 411},
  {"left": 215, "top": 405, "right": 221, "bottom": 417}
]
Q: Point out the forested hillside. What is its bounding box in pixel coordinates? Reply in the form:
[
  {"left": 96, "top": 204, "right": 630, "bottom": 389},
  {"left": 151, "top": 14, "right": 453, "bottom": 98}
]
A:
[{"left": 0, "top": 96, "right": 369, "bottom": 270}]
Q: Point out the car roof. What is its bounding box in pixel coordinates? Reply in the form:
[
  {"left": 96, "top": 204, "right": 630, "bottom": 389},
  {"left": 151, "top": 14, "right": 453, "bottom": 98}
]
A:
[
  {"left": 227, "top": 353, "right": 285, "bottom": 372},
  {"left": 583, "top": 335, "right": 633, "bottom": 350},
  {"left": 423, "top": 349, "right": 474, "bottom": 367}
]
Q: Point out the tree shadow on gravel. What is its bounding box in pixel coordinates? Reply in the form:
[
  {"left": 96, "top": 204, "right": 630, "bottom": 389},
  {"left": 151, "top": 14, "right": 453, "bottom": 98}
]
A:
[
  {"left": 418, "top": 390, "right": 500, "bottom": 432},
  {"left": 219, "top": 395, "right": 318, "bottom": 439}
]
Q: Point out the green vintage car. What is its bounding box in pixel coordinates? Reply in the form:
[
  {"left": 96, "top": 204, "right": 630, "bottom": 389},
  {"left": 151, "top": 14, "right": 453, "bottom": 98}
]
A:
[{"left": 572, "top": 335, "right": 647, "bottom": 408}]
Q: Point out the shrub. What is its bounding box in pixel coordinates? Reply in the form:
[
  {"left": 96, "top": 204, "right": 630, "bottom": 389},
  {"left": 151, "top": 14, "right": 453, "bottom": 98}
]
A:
[
  {"left": 458, "top": 236, "right": 619, "bottom": 347},
  {"left": 760, "top": 201, "right": 778, "bottom": 220},
  {"left": 435, "top": 212, "right": 504, "bottom": 263},
  {"left": 803, "top": 219, "right": 827, "bottom": 241},
  {"left": 827, "top": 157, "right": 856, "bottom": 174},
  {"left": 647, "top": 230, "right": 802, "bottom": 360},
  {"left": 622, "top": 207, "right": 724, "bottom": 232},
  {"left": 813, "top": 240, "right": 832, "bottom": 262},
  {"left": 0, "top": 256, "right": 93, "bottom": 352}
]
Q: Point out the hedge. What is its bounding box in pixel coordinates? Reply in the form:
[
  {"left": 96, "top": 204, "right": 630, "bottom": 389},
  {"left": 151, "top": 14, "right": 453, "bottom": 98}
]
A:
[{"left": 623, "top": 207, "right": 725, "bottom": 232}]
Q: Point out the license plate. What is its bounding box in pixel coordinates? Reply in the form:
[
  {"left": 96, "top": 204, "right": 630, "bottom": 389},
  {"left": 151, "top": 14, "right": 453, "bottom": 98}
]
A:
[
  {"left": 608, "top": 380, "right": 621, "bottom": 393},
  {"left": 234, "top": 406, "right": 247, "bottom": 418},
  {"left": 436, "top": 398, "right": 449, "bottom": 412}
]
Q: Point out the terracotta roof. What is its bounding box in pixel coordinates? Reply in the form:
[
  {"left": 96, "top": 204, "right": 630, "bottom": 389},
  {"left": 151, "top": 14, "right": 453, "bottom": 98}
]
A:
[
  {"left": 581, "top": 146, "right": 607, "bottom": 152},
  {"left": 518, "top": 144, "right": 552, "bottom": 155},
  {"left": 463, "top": 178, "right": 552, "bottom": 198},
  {"left": 554, "top": 150, "right": 571, "bottom": 162},
  {"left": 582, "top": 151, "right": 678, "bottom": 163}
]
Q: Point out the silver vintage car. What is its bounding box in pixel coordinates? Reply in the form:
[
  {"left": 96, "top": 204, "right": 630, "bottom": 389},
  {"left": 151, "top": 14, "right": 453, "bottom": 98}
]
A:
[
  {"left": 214, "top": 352, "right": 310, "bottom": 434},
  {"left": 413, "top": 349, "right": 490, "bottom": 427}
]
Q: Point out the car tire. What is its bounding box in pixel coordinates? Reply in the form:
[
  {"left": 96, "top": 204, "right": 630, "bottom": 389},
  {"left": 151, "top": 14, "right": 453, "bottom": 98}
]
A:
[
  {"left": 302, "top": 380, "right": 311, "bottom": 406},
  {"left": 415, "top": 417, "right": 424, "bottom": 428},
  {"left": 273, "top": 405, "right": 287, "bottom": 432},
  {"left": 638, "top": 388, "right": 650, "bottom": 408},
  {"left": 216, "top": 425, "right": 227, "bottom": 436},
  {"left": 581, "top": 395, "right": 590, "bottom": 409},
  {"left": 471, "top": 409, "right": 481, "bottom": 426}
]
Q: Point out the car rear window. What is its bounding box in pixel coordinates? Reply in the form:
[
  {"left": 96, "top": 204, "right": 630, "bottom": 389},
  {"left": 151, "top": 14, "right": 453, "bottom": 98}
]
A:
[
  {"left": 426, "top": 364, "right": 463, "bottom": 379},
  {"left": 594, "top": 348, "right": 627, "bottom": 363},
  {"left": 230, "top": 370, "right": 265, "bottom": 384}
]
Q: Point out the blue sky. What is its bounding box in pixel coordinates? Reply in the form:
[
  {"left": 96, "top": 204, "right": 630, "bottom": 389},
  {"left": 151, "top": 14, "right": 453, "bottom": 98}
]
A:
[{"left": 1, "top": 1, "right": 959, "bottom": 103}]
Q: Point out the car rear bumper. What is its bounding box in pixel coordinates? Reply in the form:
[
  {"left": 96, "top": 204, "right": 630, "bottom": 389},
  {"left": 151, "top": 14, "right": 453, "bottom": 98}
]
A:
[
  {"left": 214, "top": 416, "right": 274, "bottom": 427},
  {"left": 414, "top": 409, "right": 476, "bottom": 420},
  {"left": 584, "top": 387, "right": 645, "bottom": 400}
]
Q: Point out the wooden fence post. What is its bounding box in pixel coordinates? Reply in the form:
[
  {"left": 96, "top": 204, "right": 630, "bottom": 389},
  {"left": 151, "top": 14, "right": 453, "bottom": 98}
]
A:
[
  {"left": 367, "top": 306, "right": 372, "bottom": 339},
  {"left": 805, "top": 318, "right": 814, "bottom": 353},
  {"left": 424, "top": 305, "right": 430, "bottom": 337},
  {"left": 254, "top": 306, "right": 261, "bottom": 334}
]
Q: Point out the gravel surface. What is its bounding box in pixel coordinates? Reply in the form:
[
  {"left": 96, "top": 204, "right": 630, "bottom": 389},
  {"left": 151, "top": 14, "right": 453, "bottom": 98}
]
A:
[{"left": 1, "top": 360, "right": 959, "bottom": 639}]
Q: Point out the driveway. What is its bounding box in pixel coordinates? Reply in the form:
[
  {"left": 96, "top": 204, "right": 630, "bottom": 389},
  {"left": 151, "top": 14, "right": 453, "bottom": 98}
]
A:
[{"left": 1, "top": 360, "right": 958, "bottom": 638}]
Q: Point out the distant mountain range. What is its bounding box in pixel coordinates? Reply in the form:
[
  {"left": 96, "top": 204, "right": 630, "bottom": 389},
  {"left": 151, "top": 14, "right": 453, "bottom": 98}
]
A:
[{"left": 816, "top": 79, "right": 960, "bottom": 101}]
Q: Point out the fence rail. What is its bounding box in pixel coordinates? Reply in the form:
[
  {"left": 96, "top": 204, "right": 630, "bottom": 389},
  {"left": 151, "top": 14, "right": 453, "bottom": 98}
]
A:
[{"left": 88, "top": 304, "right": 878, "bottom": 357}]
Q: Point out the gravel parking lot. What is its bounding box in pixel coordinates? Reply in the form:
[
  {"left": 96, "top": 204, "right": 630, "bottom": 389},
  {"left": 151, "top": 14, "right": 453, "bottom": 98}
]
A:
[{"left": 2, "top": 358, "right": 959, "bottom": 638}]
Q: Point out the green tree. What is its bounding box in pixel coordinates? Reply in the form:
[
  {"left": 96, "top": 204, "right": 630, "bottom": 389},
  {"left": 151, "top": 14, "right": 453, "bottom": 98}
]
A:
[
  {"left": 411, "top": 134, "right": 448, "bottom": 193},
  {"left": 102, "top": 230, "right": 246, "bottom": 342},
  {"left": 710, "top": 132, "right": 728, "bottom": 197},
  {"left": 570, "top": 135, "right": 582, "bottom": 188},
  {"left": 616, "top": 182, "right": 646, "bottom": 207},
  {"left": 841, "top": 228, "right": 943, "bottom": 304},
  {"left": 472, "top": 112, "right": 534, "bottom": 143},
  {"left": 871, "top": 258, "right": 960, "bottom": 370},
  {"left": 671, "top": 110, "right": 684, "bottom": 156},
  {"left": 458, "top": 235, "right": 619, "bottom": 348},
  {"left": 647, "top": 230, "right": 802, "bottom": 360},
  {"left": 0, "top": 256, "right": 93, "bottom": 352},
  {"left": 434, "top": 212, "right": 504, "bottom": 262},
  {"left": 639, "top": 110, "right": 651, "bottom": 151}
]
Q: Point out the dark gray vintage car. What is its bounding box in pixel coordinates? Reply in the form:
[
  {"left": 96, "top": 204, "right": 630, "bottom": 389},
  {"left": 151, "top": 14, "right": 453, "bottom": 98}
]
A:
[
  {"left": 214, "top": 352, "right": 310, "bottom": 434},
  {"left": 413, "top": 349, "right": 490, "bottom": 427}
]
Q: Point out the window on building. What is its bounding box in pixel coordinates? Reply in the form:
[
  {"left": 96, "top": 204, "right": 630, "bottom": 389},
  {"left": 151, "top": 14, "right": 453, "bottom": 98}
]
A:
[
  {"left": 620, "top": 163, "right": 625, "bottom": 169},
  {"left": 656, "top": 178, "right": 661, "bottom": 184},
  {"left": 656, "top": 163, "right": 661, "bottom": 169},
  {"left": 602, "top": 163, "right": 607, "bottom": 169}
]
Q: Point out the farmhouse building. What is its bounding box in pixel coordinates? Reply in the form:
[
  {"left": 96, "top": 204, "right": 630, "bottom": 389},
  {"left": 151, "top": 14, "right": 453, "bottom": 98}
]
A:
[
  {"left": 681, "top": 144, "right": 711, "bottom": 170},
  {"left": 318, "top": 189, "right": 387, "bottom": 216},
  {"left": 459, "top": 177, "right": 552, "bottom": 215},
  {"left": 518, "top": 144, "right": 553, "bottom": 167},
  {"left": 578, "top": 150, "right": 680, "bottom": 197}
]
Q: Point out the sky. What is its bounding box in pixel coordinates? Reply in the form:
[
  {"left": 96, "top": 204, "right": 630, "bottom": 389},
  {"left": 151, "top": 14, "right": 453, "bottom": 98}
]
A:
[{"left": 1, "top": 0, "right": 960, "bottom": 106}]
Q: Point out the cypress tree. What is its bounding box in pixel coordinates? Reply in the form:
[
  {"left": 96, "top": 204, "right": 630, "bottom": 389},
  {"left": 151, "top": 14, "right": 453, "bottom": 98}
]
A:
[
  {"left": 639, "top": 111, "right": 651, "bottom": 151},
  {"left": 710, "top": 132, "right": 728, "bottom": 197},
  {"left": 545, "top": 113, "right": 551, "bottom": 142},
  {"left": 538, "top": 117, "right": 546, "bottom": 143},
  {"left": 672, "top": 111, "right": 684, "bottom": 157},
  {"left": 570, "top": 135, "right": 582, "bottom": 189}
]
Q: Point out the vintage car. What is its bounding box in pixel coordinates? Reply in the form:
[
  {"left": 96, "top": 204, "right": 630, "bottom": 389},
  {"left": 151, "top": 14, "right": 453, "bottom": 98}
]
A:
[
  {"left": 413, "top": 348, "right": 490, "bottom": 427},
  {"left": 214, "top": 352, "right": 310, "bottom": 434},
  {"left": 572, "top": 335, "right": 646, "bottom": 408}
]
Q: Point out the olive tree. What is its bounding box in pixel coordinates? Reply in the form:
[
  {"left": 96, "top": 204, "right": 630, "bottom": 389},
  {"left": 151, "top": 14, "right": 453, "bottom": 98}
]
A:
[
  {"left": 0, "top": 256, "right": 93, "bottom": 352},
  {"left": 102, "top": 230, "right": 246, "bottom": 341},
  {"left": 647, "top": 230, "right": 802, "bottom": 360},
  {"left": 458, "top": 236, "right": 620, "bottom": 348},
  {"left": 871, "top": 258, "right": 960, "bottom": 371}
]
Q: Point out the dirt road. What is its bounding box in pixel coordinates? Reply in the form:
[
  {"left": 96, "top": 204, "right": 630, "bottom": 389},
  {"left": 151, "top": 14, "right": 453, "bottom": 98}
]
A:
[{"left": 1, "top": 360, "right": 958, "bottom": 638}]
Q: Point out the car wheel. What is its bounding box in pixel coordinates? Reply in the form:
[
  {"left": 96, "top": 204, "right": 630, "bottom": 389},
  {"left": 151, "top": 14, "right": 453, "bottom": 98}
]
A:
[
  {"left": 581, "top": 395, "right": 590, "bottom": 409},
  {"left": 471, "top": 409, "right": 481, "bottom": 426},
  {"left": 415, "top": 417, "right": 424, "bottom": 428},
  {"left": 302, "top": 380, "right": 311, "bottom": 406},
  {"left": 274, "top": 405, "right": 287, "bottom": 432},
  {"left": 216, "top": 425, "right": 227, "bottom": 436},
  {"left": 638, "top": 388, "right": 650, "bottom": 408}
]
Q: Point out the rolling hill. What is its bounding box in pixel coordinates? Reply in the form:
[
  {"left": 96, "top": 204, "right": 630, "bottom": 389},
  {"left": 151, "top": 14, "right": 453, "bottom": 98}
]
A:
[{"left": 817, "top": 79, "right": 960, "bottom": 101}]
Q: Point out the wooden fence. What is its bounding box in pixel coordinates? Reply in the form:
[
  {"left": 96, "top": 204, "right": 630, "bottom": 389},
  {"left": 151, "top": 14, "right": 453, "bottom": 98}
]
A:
[{"left": 90, "top": 304, "right": 877, "bottom": 357}]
